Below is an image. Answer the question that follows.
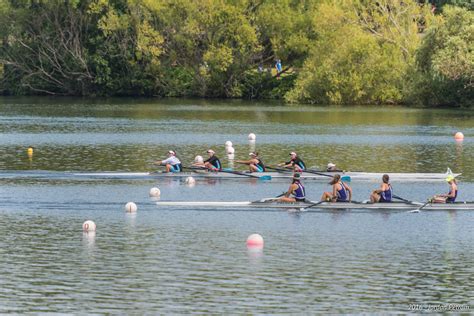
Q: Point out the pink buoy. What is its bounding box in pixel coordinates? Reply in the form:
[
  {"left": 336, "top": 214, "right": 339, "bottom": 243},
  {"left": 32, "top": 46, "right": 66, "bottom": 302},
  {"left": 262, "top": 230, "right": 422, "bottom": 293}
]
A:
[
  {"left": 246, "top": 233, "right": 264, "bottom": 249},
  {"left": 82, "top": 220, "right": 96, "bottom": 232},
  {"left": 454, "top": 132, "right": 464, "bottom": 141}
]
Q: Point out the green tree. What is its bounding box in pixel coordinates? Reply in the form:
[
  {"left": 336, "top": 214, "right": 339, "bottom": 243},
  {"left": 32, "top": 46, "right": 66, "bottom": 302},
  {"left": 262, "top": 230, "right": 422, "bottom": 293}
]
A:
[
  {"left": 287, "top": 0, "right": 433, "bottom": 104},
  {"left": 412, "top": 5, "right": 473, "bottom": 106}
]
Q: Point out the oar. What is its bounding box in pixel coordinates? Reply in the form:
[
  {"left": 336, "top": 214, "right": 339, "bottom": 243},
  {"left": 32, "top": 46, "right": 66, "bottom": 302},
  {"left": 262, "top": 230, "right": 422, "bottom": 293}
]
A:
[
  {"left": 303, "top": 169, "right": 351, "bottom": 182},
  {"left": 392, "top": 194, "right": 421, "bottom": 205},
  {"left": 184, "top": 166, "right": 271, "bottom": 180},
  {"left": 408, "top": 199, "right": 432, "bottom": 213},
  {"left": 267, "top": 166, "right": 351, "bottom": 182},
  {"left": 300, "top": 200, "right": 326, "bottom": 211},
  {"left": 219, "top": 169, "right": 272, "bottom": 180},
  {"left": 265, "top": 166, "right": 293, "bottom": 173}
]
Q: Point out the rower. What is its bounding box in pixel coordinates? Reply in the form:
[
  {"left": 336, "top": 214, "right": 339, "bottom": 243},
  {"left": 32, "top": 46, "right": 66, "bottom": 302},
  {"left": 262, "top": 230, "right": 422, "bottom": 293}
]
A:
[
  {"left": 154, "top": 150, "right": 182, "bottom": 173},
  {"left": 370, "top": 174, "right": 392, "bottom": 203},
  {"left": 278, "top": 173, "right": 306, "bottom": 203},
  {"left": 321, "top": 174, "right": 352, "bottom": 202},
  {"left": 432, "top": 175, "right": 458, "bottom": 203},
  {"left": 279, "top": 152, "right": 306, "bottom": 172},
  {"left": 194, "top": 149, "right": 222, "bottom": 171},
  {"left": 235, "top": 152, "right": 266, "bottom": 172}
]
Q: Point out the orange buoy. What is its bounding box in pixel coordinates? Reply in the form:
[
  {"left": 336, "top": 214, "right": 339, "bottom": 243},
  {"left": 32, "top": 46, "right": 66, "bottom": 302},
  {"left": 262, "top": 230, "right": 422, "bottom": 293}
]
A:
[{"left": 454, "top": 132, "right": 464, "bottom": 141}]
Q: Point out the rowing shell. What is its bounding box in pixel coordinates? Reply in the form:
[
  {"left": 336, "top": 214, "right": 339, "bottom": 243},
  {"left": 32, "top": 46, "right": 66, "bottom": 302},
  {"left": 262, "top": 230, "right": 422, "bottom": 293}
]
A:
[
  {"left": 0, "top": 169, "right": 460, "bottom": 182},
  {"left": 150, "top": 171, "right": 461, "bottom": 182},
  {"left": 156, "top": 200, "right": 474, "bottom": 210}
]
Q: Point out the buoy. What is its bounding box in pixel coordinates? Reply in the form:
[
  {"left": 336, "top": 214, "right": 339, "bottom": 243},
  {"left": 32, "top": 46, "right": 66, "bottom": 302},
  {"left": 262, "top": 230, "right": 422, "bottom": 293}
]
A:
[
  {"left": 246, "top": 233, "right": 264, "bottom": 249},
  {"left": 125, "top": 202, "right": 137, "bottom": 213},
  {"left": 195, "top": 155, "right": 204, "bottom": 163},
  {"left": 149, "top": 187, "right": 161, "bottom": 197},
  {"left": 83, "top": 220, "right": 96, "bottom": 232},
  {"left": 227, "top": 153, "right": 235, "bottom": 160},
  {"left": 225, "top": 141, "right": 233, "bottom": 148},
  {"left": 454, "top": 132, "right": 464, "bottom": 141},
  {"left": 248, "top": 133, "right": 256, "bottom": 141},
  {"left": 185, "top": 176, "right": 196, "bottom": 185},
  {"left": 27, "top": 147, "right": 33, "bottom": 155},
  {"left": 226, "top": 146, "right": 235, "bottom": 154}
]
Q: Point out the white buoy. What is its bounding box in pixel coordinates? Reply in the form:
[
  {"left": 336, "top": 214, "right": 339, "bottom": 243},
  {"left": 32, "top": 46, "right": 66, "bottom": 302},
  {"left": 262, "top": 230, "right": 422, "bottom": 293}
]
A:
[
  {"left": 246, "top": 233, "right": 264, "bottom": 249},
  {"left": 225, "top": 141, "right": 233, "bottom": 148},
  {"left": 227, "top": 153, "right": 235, "bottom": 160},
  {"left": 82, "top": 220, "right": 96, "bottom": 232},
  {"left": 149, "top": 187, "right": 161, "bottom": 197},
  {"left": 125, "top": 202, "right": 137, "bottom": 213},
  {"left": 248, "top": 133, "right": 256, "bottom": 141},
  {"left": 185, "top": 176, "right": 196, "bottom": 185},
  {"left": 194, "top": 155, "right": 204, "bottom": 163},
  {"left": 226, "top": 146, "right": 235, "bottom": 154}
]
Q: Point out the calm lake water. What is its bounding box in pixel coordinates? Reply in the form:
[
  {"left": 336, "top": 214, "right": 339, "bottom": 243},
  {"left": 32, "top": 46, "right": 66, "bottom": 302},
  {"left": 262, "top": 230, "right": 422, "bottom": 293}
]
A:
[{"left": 0, "top": 97, "right": 473, "bottom": 313}]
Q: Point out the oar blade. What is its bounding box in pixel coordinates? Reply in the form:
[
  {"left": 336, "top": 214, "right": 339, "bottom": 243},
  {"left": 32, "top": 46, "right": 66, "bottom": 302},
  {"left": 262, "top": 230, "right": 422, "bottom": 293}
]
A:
[
  {"left": 259, "top": 175, "right": 272, "bottom": 181},
  {"left": 341, "top": 175, "right": 351, "bottom": 182}
]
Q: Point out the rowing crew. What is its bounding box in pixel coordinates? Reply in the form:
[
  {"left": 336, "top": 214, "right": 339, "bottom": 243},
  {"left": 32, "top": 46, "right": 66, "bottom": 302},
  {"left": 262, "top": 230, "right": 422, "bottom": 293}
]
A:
[
  {"left": 279, "top": 173, "right": 459, "bottom": 204},
  {"left": 155, "top": 149, "right": 312, "bottom": 173},
  {"left": 155, "top": 149, "right": 222, "bottom": 172}
]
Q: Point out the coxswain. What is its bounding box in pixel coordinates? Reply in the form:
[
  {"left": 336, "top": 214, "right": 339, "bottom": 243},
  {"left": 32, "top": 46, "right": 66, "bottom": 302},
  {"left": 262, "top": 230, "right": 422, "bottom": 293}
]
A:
[
  {"left": 278, "top": 173, "right": 306, "bottom": 203},
  {"left": 370, "top": 174, "right": 392, "bottom": 203},
  {"left": 321, "top": 174, "right": 352, "bottom": 202},
  {"left": 279, "top": 152, "right": 306, "bottom": 171},
  {"left": 194, "top": 149, "right": 222, "bottom": 171},
  {"left": 155, "top": 150, "right": 182, "bottom": 173},
  {"left": 235, "top": 152, "right": 266, "bottom": 172},
  {"left": 432, "top": 175, "right": 458, "bottom": 203}
]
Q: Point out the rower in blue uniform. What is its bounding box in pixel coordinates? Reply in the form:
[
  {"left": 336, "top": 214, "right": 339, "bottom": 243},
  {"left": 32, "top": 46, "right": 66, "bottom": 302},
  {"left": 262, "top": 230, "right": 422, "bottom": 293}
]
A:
[
  {"left": 370, "top": 174, "right": 392, "bottom": 203},
  {"left": 235, "top": 152, "right": 266, "bottom": 172},
  {"left": 433, "top": 175, "right": 458, "bottom": 203},
  {"left": 279, "top": 173, "right": 306, "bottom": 203},
  {"left": 154, "top": 150, "right": 182, "bottom": 173},
  {"left": 193, "top": 149, "right": 222, "bottom": 171},
  {"left": 321, "top": 174, "right": 352, "bottom": 202},
  {"left": 279, "top": 152, "right": 306, "bottom": 172}
]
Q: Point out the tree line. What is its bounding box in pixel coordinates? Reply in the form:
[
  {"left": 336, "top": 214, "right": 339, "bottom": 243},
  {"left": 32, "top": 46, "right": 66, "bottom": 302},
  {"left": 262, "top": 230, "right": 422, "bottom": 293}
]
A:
[{"left": 0, "top": 0, "right": 472, "bottom": 107}]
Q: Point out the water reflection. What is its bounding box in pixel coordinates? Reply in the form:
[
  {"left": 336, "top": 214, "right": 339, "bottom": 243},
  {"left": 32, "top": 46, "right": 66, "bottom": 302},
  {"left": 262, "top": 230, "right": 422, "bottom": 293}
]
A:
[
  {"left": 82, "top": 231, "right": 96, "bottom": 249},
  {"left": 1, "top": 98, "right": 474, "bottom": 313}
]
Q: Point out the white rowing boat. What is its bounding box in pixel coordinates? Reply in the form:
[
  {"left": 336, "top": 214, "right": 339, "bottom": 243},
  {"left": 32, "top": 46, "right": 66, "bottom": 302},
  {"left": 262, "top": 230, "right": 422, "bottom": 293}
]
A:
[
  {"left": 0, "top": 169, "right": 460, "bottom": 182},
  {"left": 81, "top": 169, "right": 458, "bottom": 181},
  {"left": 155, "top": 199, "right": 474, "bottom": 210}
]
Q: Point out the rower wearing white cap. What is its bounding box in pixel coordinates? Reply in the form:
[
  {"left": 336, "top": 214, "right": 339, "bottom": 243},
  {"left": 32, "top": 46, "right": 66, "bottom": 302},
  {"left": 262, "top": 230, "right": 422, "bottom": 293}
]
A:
[
  {"left": 279, "top": 173, "right": 306, "bottom": 203},
  {"left": 194, "top": 149, "right": 222, "bottom": 171},
  {"left": 235, "top": 152, "right": 266, "bottom": 172},
  {"left": 279, "top": 152, "right": 306, "bottom": 172},
  {"left": 155, "top": 150, "right": 182, "bottom": 173},
  {"left": 326, "top": 162, "right": 344, "bottom": 172}
]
